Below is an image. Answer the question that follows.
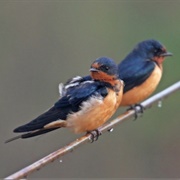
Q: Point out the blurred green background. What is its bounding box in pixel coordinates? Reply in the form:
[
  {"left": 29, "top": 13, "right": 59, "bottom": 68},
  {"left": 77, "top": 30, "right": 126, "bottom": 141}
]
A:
[{"left": 1, "top": 1, "right": 180, "bottom": 178}]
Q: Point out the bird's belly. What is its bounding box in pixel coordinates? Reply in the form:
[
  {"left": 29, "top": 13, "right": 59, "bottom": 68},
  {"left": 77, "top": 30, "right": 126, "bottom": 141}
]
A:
[
  {"left": 67, "top": 88, "right": 122, "bottom": 133},
  {"left": 120, "top": 65, "right": 162, "bottom": 106}
]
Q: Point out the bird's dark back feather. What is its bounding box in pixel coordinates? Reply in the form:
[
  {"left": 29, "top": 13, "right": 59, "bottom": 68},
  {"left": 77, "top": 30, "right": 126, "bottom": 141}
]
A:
[{"left": 118, "top": 51, "right": 155, "bottom": 93}]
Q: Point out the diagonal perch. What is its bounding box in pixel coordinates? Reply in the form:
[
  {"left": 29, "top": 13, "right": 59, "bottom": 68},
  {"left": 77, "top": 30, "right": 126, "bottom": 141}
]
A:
[{"left": 5, "top": 81, "right": 180, "bottom": 180}]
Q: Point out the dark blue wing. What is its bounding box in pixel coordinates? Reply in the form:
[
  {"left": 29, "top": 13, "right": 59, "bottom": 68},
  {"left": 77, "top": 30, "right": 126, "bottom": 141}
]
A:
[
  {"left": 61, "top": 75, "right": 92, "bottom": 96},
  {"left": 118, "top": 59, "right": 155, "bottom": 93},
  {"left": 55, "top": 81, "right": 106, "bottom": 108},
  {"left": 13, "top": 106, "right": 65, "bottom": 132},
  {"left": 14, "top": 81, "right": 107, "bottom": 133}
]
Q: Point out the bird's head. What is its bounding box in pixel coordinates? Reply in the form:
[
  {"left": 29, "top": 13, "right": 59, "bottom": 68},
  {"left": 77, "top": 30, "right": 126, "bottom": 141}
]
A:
[
  {"left": 90, "top": 57, "right": 119, "bottom": 83},
  {"left": 135, "top": 39, "right": 172, "bottom": 64}
]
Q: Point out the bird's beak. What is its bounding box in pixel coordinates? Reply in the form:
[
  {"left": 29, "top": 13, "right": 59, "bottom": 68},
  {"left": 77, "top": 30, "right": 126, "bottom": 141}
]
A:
[
  {"left": 160, "top": 52, "right": 173, "bottom": 57},
  {"left": 89, "top": 68, "right": 99, "bottom": 72}
]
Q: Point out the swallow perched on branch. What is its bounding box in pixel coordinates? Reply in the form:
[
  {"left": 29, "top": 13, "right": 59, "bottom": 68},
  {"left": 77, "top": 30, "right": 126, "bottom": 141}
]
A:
[
  {"left": 6, "top": 57, "right": 123, "bottom": 143},
  {"left": 118, "top": 39, "right": 172, "bottom": 107},
  {"left": 59, "top": 39, "right": 172, "bottom": 111}
]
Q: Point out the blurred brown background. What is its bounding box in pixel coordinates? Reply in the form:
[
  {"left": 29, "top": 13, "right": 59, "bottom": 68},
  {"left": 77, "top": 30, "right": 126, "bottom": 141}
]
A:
[{"left": 1, "top": 1, "right": 180, "bottom": 178}]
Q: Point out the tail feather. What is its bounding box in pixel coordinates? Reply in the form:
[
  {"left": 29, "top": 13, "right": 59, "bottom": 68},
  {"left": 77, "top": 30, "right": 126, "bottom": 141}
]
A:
[
  {"left": 13, "top": 106, "right": 64, "bottom": 133},
  {"left": 5, "top": 127, "right": 59, "bottom": 143},
  {"left": 5, "top": 135, "right": 22, "bottom": 143}
]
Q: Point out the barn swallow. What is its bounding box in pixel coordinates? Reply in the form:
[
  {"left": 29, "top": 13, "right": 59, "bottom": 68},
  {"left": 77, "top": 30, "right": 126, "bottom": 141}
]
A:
[
  {"left": 6, "top": 57, "right": 123, "bottom": 143},
  {"left": 59, "top": 39, "right": 172, "bottom": 110},
  {"left": 118, "top": 39, "right": 172, "bottom": 107}
]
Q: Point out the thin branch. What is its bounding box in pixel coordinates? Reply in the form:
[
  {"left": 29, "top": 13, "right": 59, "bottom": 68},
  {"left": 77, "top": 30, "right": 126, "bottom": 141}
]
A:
[{"left": 5, "top": 81, "right": 180, "bottom": 180}]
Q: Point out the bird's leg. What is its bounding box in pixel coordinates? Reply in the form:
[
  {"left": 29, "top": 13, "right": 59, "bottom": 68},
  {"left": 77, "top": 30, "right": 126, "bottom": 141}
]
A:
[
  {"left": 127, "top": 103, "right": 145, "bottom": 120},
  {"left": 87, "top": 129, "right": 102, "bottom": 143}
]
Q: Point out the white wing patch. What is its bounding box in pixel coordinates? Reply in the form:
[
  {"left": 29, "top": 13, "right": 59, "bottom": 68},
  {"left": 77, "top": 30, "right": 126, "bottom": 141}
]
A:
[
  {"left": 82, "top": 80, "right": 94, "bottom": 84},
  {"left": 69, "top": 76, "right": 83, "bottom": 83},
  {"left": 59, "top": 83, "right": 65, "bottom": 97},
  {"left": 65, "top": 82, "right": 80, "bottom": 89},
  {"left": 58, "top": 76, "right": 82, "bottom": 97}
]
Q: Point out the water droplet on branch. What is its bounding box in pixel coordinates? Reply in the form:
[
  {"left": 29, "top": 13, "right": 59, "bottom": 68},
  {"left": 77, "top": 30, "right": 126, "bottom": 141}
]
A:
[
  {"left": 108, "top": 128, "right": 114, "bottom": 132},
  {"left": 158, "top": 100, "right": 162, "bottom": 108}
]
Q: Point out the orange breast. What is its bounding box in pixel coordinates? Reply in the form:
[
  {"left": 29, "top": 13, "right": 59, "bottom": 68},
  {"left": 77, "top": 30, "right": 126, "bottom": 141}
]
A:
[
  {"left": 66, "top": 82, "right": 123, "bottom": 133},
  {"left": 120, "top": 64, "right": 162, "bottom": 106}
]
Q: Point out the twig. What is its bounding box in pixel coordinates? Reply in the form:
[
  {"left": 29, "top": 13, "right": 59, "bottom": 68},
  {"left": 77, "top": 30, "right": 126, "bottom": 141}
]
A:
[{"left": 5, "top": 81, "right": 180, "bottom": 180}]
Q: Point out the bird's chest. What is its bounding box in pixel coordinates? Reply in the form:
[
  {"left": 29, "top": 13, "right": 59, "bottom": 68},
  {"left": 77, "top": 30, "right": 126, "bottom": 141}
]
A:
[
  {"left": 121, "top": 64, "right": 162, "bottom": 106},
  {"left": 66, "top": 88, "right": 121, "bottom": 133}
]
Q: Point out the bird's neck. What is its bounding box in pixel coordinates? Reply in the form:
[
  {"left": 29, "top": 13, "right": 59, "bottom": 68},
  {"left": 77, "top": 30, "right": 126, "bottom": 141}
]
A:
[
  {"left": 152, "top": 56, "right": 165, "bottom": 70},
  {"left": 91, "top": 71, "right": 122, "bottom": 92},
  {"left": 95, "top": 79, "right": 122, "bottom": 94}
]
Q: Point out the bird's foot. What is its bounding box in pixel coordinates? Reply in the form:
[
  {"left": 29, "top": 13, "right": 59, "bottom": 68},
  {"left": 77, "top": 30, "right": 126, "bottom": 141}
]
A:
[
  {"left": 127, "top": 104, "right": 145, "bottom": 120},
  {"left": 87, "top": 129, "right": 102, "bottom": 143}
]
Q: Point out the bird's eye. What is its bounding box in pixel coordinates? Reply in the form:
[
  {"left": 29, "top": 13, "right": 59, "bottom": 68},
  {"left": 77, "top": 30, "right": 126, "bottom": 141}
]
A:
[
  {"left": 154, "top": 49, "right": 158, "bottom": 53},
  {"left": 104, "top": 66, "right": 109, "bottom": 70},
  {"left": 154, "top": 48, "right": 163, "bottom": 55},
  {"left": 100, "top": 65, "right": 109, "bottom": 72}
]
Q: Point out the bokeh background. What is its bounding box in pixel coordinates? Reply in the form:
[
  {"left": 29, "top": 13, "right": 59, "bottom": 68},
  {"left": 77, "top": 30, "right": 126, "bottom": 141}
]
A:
[{"left": 1, "top": 1, "right": 180, "bottom": 178}]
